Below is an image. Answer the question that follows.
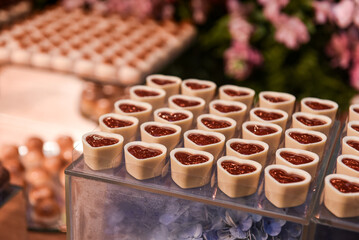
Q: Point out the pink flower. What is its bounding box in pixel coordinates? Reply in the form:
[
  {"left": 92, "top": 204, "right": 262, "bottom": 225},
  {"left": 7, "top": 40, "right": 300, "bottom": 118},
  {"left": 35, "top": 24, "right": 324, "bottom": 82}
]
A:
[
  {"left": 192, "top": 0, "right": 208, "bottom": 24},
  {"left": 350, "top": 62, "right": 359, "bottom": 90},
  {"left": 333, "top": 0, "right": 355, "bottom": 28},
  {"left": 313, "top": 1, "right": 333, "bottom": 24},
  {"left": 257, "top": 0, "right": 289, "bottom": 8},
  {"left": 228, "top": 16, "right": 253, "bottom": 43},
  {"left": 326, "top": 33, "right": 351, "bottom": 68},
  {"left": 274, "top": 15, "right": 309, "bottom": 49},
  {"left": 354, "top": 6, "right": 359, "bottom": 27}
]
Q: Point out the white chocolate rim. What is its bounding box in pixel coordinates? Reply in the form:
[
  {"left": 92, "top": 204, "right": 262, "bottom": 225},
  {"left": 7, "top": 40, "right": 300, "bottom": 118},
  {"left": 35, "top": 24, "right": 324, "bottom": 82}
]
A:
[
  {"left": 184, "top": 129, "right": 226, "bottom": 147},
  {"left": 154, "top": 107, "right": 193, "bottom": 124},
  {"left": 197, "top": 114, "right": 237, "bottom": 131},
  {"left": 141, "top": 121, "right": 182, "bottom": 139},
  {"left": 209, "top": 100, "right": 247, "bottom": 116},
  {"left": 182, "top": 79, "right": 216, "bottom": 93},
  {"left": 243, "top": 121, "right": 283, "bottom": 137},
  {"left": 217, "top": 156, "right": 262, "bottom": 178},
  {"left": 250, "top": 107, "right": 288, "bottom": 123},
  {"left": 337, "top": 154, "right": 359, "bottom": 175},
  {"left": 276, "top": 148, "right": 319, "bottom": 168},
  {"left": 146, "top": 74, "right": 182, "bottom": 88},
  {"left": 130, "top": 85, "right": 166, "bottom": 99},
  {"left": 82, "top": 131, "right": 124, "bottom": 149},
  {"left": 343, "top": 136, "right": 359, "bottom": 153},
  {"left": 170, "top": 147, "right": 214, "bottom": 168},
  {"left": 219, "top": 85, "right": 255, "bottom": 99},
  {"left": 259, "top": 91, "right": 296, "bottom": 106},
  {"left": 348, "top": 121, "right": 359, "bottom": 134},
  {"left": 349, "top": 104, "right": 359, "bottom": 116},
  {"left": 265, "top": 164, "right": 311, "bottom": 186},
  {"left": 292, "top": 112, "right": 332, "bottom": 129},
  {"left": 99, "top": 113, "right": 139, "bottom": 131},
  {"left": 301, "top": 97, "right": 338, "bottom": 113},
  {"left": 226, "top": 138, "right": 269, "bottom": 157},
  {"left": 325, "top": 174, "right": 359, "bottom": 196},
  {"left": 285, "top": 128, "right": 327, "bottom": 146},
  {"left": 124, "top": 141, "right": 167, "bottom": 161},
  {"left": 168, "top": 94, "right": 206, "bottom": 110},
  {"left": 114, "top": 99, "right": 152, "bottom": 116}
]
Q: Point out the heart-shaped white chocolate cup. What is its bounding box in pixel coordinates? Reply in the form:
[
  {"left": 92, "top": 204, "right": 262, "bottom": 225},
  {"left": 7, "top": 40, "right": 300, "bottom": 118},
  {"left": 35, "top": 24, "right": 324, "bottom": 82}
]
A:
[
  {"left": 146, "top": 74, "right": 182, "bottom": 101},
  {"left": 226, "top": 138, "right": 269, "bottom": 166},
  {"left": 82, "top": 131, "right": 124, "bottom": 171},
  {"left": 342, "top": 136, "right": 359, "bottom": 156},
  {"left": 292, "top": 112, "right": 332, "bottom": 136},
  {"left": 217, "top": 156, "right": 262, "bottom": 198},
  {"left": 124, "top": 141, "right": 167, "bottom": 180},
  {"left": 114, "top": 99, "right": 152, "bottom": 125},
  {"left": 181, "top": 79, "right": 216, "bottom": 103},
  {"left": 349, "top": 104, "right": 359, "bottom": 122},
  {"left": 250, "top": 107, "right": 288, "bottom": 130},
  {"left": 219, "top": 85, "right": 255, "bottom": 110},
  {"left": 259, "top": 91, "right": 296, "bottom": 116},
  {"left": 168, "top": 94, "right": 206, "bottom": 120},
  {"left": 170, "top": 148, "right": 214, "bottom": 189},
  {"left": 285, "top": 128, "right": 327, "bottom": 158},
  {"left": 209, "top": 100, "right": 247, "bottom": 128},
  {"left": 336, "top": 154, "right": 359, "bottom": 178},
  {"left": 347, "top": 121, "right": 359, "bottom": 138},
  {"left": 129, "top": 85, "right": 166, "bottom": 109},
  {"left": 264, "top": 164, "right": 311, "bottom": 208},
  {"left": 324, "top": 174, "right": 359, "bottom": 218},
  {"left": 300, "top": 97, "right": 338, "bottom": 121},
  {"left": 197, "top": 114, "right": 237, "bottom": 140},
  {"left": 275, "top": 148, "right": 319, "bottom": 178},
  {"left": 140, "top": 121, "right": 181, "bottom": 152},
  {"left": 242, "top": 121, "right": 283, "bottom": 151},
  {"left": 184, "top": 129, "right": 225, "bottom": 161},
  {"left": 154, "top": 107, "right": 193, "bottom": 133},
  {"left": 99, "top": 113, "right": 139, "bottom": 145}
]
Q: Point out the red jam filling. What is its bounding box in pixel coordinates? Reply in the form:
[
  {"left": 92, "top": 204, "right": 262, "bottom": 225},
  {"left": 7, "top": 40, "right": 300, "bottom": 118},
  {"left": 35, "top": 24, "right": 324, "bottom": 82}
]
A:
[
  {"left": 296, "top": 116, "right": 326, "bottom": 126},
  {"left": 119, "top": 104, "right": 146, "bottom": 113},
  {"left": 305, "top": 101, "right": 332, "bottom": 110},
  {"left": 354, "top": 108, "right": 359, "bottom": 114},
  {"left": 263, "top": 95, "right": 287, "bottom": 103},
  {"left": 351, "top": 125, "right": 359, "bottom": 132},
  {"left": 214, "top": 104, "right": 241, "bottom": 113},
  {"left": 247, "top": 125, "right": 277, "bottom": 136},
  {"left": 201, "top": 118, "right": 231, "bottom": 129},
  {"left": 230, "top": 142, "right": 264, "bottom": 155},
  {"left": 289, "top": 132, "right": 322, "bottom": 144},
  {"left": 254, "top": 110, "right": 283, "bottom": 121},
  {"left": 134, "top": 89, "right": 160, "bottom": 97},
  {"left": 347, "top": 140, "right": 359, "bottom": 151},
  {"left": 175, "top": 151, "right": 209, "bottom": 165},
  {"left": 185, "top": 82, "right": 210, "bottom": 90},
  {"left": 103, "top": 117, "right": 132, "bottom": 128},
  {"left": 187, "top": 133, "right": 220, "bottom": 146},
  {"left": 158, "top": 112, "right": 188, "bottom": 122},
  {"left": 151, "top": 78, "right": 175, "bottom": 85},
  {"left": 145, "top": 125, "right": 176, "bottom": 137},
  {"left": 280, "top": 151, "right": 314, "bottom": 165},
  {"left": 269, "top": 169, "right": 304, "bottom": 183},
  {"left": 223, "top": 89, "right": 249, "bottom": 97},
  {"left": 172, "top": 98, "right": 200, "bottom": 107},
  {"left": 128, "top": 145, "right": 162, "bottom": 159},
  {"left": 330, "top": 178, "right": 359, "bottom": 193},
  {"left": 342, "top": 158, "right": 359, "bottom": 171},
  {"left": 221, "top": 161, "right": 256, "bottom": 175},
  {"left": 86, "top": 134, "right": 119, "bottom": 147}
]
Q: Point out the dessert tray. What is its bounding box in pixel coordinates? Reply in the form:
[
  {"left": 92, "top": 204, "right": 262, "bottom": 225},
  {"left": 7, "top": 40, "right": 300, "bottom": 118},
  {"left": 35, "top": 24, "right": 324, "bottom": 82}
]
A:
[
  {"left": 0, "top": 5, "right": 196, "bottom": 85},
  {"left": 0, "top": 184, "right": 21, "bottom": 208}
]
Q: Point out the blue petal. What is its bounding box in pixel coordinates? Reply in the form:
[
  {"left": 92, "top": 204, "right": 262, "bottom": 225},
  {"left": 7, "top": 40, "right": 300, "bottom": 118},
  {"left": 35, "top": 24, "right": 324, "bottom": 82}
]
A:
[
  {"left": 284, "top": 222, "right": 302, "bottom": 238},
  {"left": 263, "top": 217, "right": 283, "bottom": 237},
  {"left": 217, "top": 230, "right": 235, "bottom": 240},
  {"left": 203, "top": 230, "right": 218, "bottom": 240},
  {"left": 250, "top": 226, "right": 268, "bottom": 240},
  {"left": 178, "top": 224, "right": 203, "bottom": 239},
  {"left": 210, "top": 216, "right": 225, "bottom": 230},
  {"left": 159, "top": 213, "right": 178, "bottom": 225},
  {"left": 238, "top": 214, "right": 252, "bottom": 232},
  {"left": 250, "top": 214, "right": 262, "bottom": 223},
  {"left": 230, "top": 226, "right": 246, "bottom": 239}
]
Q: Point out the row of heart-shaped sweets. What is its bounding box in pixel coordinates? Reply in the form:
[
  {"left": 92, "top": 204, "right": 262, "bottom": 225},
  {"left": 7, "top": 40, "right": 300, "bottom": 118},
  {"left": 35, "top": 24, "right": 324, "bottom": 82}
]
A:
[
  {"left": 82, "top": 132, "right": 313, "bottom": 208},
  {"left": 322, "top": 105, "right": 359, "bottom": 218}
]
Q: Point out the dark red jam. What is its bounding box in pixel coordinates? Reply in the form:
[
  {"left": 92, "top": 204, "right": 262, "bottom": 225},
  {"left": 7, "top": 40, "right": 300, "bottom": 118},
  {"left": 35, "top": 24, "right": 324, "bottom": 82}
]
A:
[
  {"left": 119, "top": 104, "right": 146, "bottom": 113},
  {"left": 223, "top": 89, "right": 249, "bottom": 97},
  {"left": 263, "top": 95, "right": 287, "bottom": 103},
  {"left": 185, "top": 82, "right": 210, "bottom": 90},
  {"left": 86, "top": 134, "right": 119, "bottom": 147},
  {"left": 145, "top": 125, "right": 176, "bottom": 137},
  {"left": 151, "top": 78, "right": 175, "bottom": 85},
  {"left": 158, "top": 112, "right": 188, "bottom": 122},
  {"left": 187, "top": 133, "right": 220, "bottom": 146},
  {"left": 280, "top": 151, "right": 314, "bottom": 165},
  {"left": 172, "top": 98, "right": 200, "bottom": 107},
  {"left": 342, "top": 158, "right": 359, "bottom": 171},
  {"left": 347, "top": 140, "right": 359, "bottom": 151},
  {"left": 175, "top": 151, "right": 209, "bottom": 165},
  {"left": 214, "top": 104, "right": 241, "bottom": 113},
  {"left": 201, "top": 118, "right": 231, "bottom": 129},
  {"left": 289, "top": 132, "right": 322, "bottom": 144},
  {"left": 269, "top": 169, "right": 304, "bottom": 183},
  {"left": 305, "top": 101, "right": 332, "bottom": 110},
  {"left": 254, "top": 110, "right": 283, "bottom": 120},
  {"left": 330, "top": 178, "right": 359, "bottom": 193},
  {"left": 230, "top": 142, "right": 264, "bottom": 155},
  {"left": 128, "top": 145, "right": 162, "bottom": 159},
  {"left": 134, "top": 89, "right": 160, "bottom": 97},
  {"left": 221, "top": 161, "right": 256, "bottom": 175},
  {"left": 247, "top": 125, "right": 277, "bottom": 136},
  {"left": 351, "top": 125, "right": 359, "bottom": 132},
  {"left": 296, "top": 116, "right": 326, "bottom": 126},
  {"left": 103, "top": 117, "right": 132, "bottom": 128}
]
